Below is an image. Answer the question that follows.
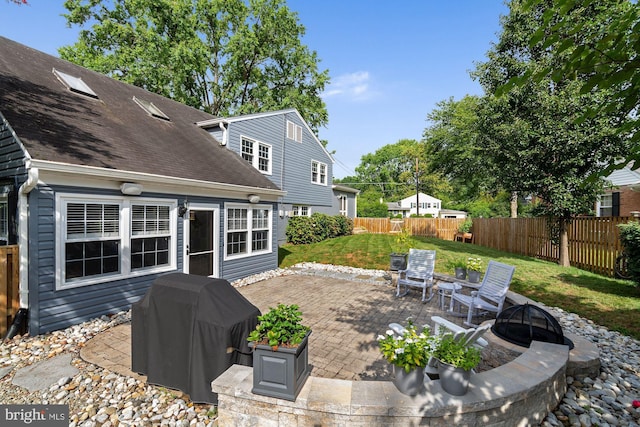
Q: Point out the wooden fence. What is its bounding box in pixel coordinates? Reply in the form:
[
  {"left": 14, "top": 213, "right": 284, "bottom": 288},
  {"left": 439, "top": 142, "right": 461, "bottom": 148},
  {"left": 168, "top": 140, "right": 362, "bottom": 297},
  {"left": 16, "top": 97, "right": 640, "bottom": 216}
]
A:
[
  {"left": 353, "top": 217, "right": 629, "bottom": 277},
  {"left": 0, "top": 245, "right": 20, "bottom": 338}
]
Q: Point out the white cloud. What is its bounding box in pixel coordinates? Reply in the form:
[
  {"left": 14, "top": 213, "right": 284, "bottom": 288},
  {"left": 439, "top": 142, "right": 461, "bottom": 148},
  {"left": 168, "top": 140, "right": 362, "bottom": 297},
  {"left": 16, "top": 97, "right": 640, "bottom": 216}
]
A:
[{"left": 322, "top": 71, "right": 375, "bottom": 100}]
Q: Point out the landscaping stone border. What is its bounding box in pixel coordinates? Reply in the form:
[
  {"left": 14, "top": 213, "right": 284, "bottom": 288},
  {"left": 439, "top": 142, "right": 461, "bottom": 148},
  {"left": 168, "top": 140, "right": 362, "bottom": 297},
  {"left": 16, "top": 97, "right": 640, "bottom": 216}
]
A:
[{"left": 212, "top": 340, "right": 569, "bottom": 426}]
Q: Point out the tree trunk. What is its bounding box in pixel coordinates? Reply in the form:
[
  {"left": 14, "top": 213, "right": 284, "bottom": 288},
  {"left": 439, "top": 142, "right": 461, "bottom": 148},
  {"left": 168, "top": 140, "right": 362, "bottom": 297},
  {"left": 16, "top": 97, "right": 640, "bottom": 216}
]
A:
[
  {"left": 510, "top": 191, "right": 518, "bottom": 218},
  {"left": 558, "top": 218, "right": 570, "bottom": 267}
]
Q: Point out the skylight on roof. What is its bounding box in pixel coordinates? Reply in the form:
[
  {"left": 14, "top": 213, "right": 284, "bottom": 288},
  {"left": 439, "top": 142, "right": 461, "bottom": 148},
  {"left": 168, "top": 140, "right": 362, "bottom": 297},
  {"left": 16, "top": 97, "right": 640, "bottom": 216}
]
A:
[
  {"left": 52, "top": 68, "right": 98, "bottom": 98},
  {"left": 133, "top": 96, "right": 170, "bottom": 121}
]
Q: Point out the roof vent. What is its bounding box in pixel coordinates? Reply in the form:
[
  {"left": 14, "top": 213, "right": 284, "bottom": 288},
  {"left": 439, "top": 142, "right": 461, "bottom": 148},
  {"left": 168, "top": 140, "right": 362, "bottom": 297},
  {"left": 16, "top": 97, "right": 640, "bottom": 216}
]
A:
[
  {"left": 52, "top": 68, "right": 98, "bottom": 98},
  {"left": 491, "top": 303, "right": 574, "bottom": 349}
]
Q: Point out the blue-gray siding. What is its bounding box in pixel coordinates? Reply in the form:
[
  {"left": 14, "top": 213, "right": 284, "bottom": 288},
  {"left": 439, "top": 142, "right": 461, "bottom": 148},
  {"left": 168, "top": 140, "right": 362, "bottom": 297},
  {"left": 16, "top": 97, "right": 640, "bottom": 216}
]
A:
[
  {"left": 28, "top": 185, "right": 278, "bottom": 335},
  {"left": 0, "top": 114, "right": 27, "bottom": 181}
]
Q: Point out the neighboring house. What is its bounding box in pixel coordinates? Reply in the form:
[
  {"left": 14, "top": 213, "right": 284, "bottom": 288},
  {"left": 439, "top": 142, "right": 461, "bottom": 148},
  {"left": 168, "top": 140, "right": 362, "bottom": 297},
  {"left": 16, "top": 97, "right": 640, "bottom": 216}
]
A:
[
  {"left": 596, "top": 165, "right": 640, "bottom": 217},
  {"left": 196, "top": 110, "right": 338, "bottom": 243},
  {"left": 332, "top": 184, "right": 359, "bottom": 218},
  {"left": 0, "top": 37, "right": 285, "bottom": 335},
  {"left": 388, "top": 193, "right": 442, "bottom": 217}
]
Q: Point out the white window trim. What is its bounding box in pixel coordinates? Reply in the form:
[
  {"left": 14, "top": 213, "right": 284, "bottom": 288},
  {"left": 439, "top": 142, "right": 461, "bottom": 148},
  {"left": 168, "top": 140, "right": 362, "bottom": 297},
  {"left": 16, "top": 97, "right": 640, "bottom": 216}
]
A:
[
  {"left": 292, "top": 205, "right": 310, "bottom": 217},
  {"left": 224, "top": 203, "right": 273, "bottom": 261},
  {"left": 240, "top": 135, "right": 272, "bottom": 175},
  {"left": 55, "top": 193, "right": 177, "bottom": 290},
  {"left": 286, "top": 120, "right": 302, "bottom": 143},
  {"left": 311, "top": 160, "right": 328, "bottom": 186}
]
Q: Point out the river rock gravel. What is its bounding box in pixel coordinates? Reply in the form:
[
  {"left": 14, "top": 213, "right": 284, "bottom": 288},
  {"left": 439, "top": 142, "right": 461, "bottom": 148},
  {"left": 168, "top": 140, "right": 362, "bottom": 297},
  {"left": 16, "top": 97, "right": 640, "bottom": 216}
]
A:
[{"left": 0, "top": 263, "right": 638, "bottom": 427}]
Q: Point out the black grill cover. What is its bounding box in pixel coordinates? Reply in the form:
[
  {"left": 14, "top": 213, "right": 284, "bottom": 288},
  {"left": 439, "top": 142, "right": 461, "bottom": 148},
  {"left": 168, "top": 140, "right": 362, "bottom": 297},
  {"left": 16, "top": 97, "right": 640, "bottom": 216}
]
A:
[{"left": 131, "top": 273, "right": 260, "bottom": 404}]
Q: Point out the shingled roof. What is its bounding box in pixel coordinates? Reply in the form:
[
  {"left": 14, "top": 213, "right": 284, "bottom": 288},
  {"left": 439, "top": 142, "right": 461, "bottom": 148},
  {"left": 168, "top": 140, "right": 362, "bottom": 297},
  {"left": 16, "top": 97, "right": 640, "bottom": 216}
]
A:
[{"left": 0, "top": 36, "right": 280, "bottom": 191}]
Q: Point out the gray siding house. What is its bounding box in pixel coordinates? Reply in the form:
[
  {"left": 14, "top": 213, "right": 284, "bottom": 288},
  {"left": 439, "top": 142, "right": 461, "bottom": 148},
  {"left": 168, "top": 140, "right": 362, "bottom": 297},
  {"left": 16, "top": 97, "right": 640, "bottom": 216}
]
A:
[
  {"left": 0, "top": 37, "right": 285, "bottom": 335},
  {"left": 197, "top": 110, "right": 339, "bottom": 243}
]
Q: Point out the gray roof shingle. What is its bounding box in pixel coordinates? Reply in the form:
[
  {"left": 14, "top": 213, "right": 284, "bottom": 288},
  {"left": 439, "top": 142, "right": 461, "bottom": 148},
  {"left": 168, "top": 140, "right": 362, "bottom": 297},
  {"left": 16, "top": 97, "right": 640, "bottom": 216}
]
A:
[{"left": 0, "top": 36, "right": 280, "bottom": 191}]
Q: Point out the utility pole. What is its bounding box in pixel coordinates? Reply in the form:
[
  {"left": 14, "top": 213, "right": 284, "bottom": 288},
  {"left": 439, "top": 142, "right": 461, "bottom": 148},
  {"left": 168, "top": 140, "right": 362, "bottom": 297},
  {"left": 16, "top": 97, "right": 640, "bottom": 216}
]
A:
[{"left": 415, "top": 157, "right": 419, "bottom": 217}]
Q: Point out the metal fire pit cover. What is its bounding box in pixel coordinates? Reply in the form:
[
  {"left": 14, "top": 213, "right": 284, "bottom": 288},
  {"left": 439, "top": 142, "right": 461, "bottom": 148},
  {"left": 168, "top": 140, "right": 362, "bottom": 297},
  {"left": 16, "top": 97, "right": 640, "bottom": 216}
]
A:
[{"left": 491, "top": 303, "right": 574, "bottom": 349}]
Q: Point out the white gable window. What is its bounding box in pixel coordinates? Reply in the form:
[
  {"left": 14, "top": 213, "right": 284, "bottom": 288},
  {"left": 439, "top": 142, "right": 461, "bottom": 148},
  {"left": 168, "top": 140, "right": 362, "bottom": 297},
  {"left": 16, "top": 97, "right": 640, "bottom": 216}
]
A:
[
  {"left": 292, "top": 205, "right": 310, "bottom": 216},
  {"left": 287, "top": 120, "right": 302, "bottom": 143},
  {"left": 311, "top": 160, "right": 327, "bottom": 185},
  {"left": 225, "top": 203, "right": 272, "bottom": 259},
  {"left": 56, "top": 194, "right": 176, "bottom": 289},
  {"left": 241, "top": 136, "right": 271, "bottom": 174}
]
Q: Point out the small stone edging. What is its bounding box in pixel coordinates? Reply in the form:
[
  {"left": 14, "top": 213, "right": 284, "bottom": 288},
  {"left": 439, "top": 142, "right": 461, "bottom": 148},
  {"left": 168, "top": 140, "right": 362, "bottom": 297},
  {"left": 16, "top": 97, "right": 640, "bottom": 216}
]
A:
[{"left": 211, "top": 340, "right": 569, "bottom": 426}]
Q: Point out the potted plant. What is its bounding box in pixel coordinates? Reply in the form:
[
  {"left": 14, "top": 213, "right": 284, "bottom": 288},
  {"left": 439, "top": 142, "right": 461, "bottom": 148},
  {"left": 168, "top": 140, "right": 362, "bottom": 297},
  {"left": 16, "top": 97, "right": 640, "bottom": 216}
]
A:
[
  {"left": 390, "top": 227, "right": 410, "bottom": 271},
  {"left": 247, "top": 304, "right": 311, "bottom": 401},
  {"left": 378, "top": 318, "right": 435, "bottom": 395},
  {"left": 446, "top": 258, "right": 467, "bottom": 280},
  {"left": 466, "top": 257, "right": 483, "bottom": 283},
  {"left": 456, "top": 218, "right": 473, "bottom": 242},
  {"left": 432, "top": 333, "right": 482, "bottom": 396}
]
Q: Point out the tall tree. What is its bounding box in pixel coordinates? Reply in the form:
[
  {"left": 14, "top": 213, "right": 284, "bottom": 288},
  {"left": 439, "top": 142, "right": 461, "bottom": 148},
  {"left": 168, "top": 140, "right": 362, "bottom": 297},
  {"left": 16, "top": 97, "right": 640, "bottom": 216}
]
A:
[
  {"left": 474, "top": 0, "right": 630, "bottom": 266},
  {"left": 60, "top": 0, "right": 329, "bottom": 132},
  {"left": 508, "top": 0, "right": 640, "bottom": 175}
]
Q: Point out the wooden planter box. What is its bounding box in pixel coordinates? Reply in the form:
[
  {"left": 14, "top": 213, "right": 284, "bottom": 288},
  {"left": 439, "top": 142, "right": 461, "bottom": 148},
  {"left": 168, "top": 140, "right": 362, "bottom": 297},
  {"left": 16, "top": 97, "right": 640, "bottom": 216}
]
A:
[{"left": 250, "top": 332, "right": 311, "bottom": 401}]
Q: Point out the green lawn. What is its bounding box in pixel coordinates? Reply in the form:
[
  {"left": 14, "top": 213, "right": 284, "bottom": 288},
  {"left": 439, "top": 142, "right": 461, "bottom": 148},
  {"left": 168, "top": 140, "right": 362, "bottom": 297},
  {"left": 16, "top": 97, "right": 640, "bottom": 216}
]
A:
[{"left": 278, "top": 233, "right": 640, "bottom": 340}]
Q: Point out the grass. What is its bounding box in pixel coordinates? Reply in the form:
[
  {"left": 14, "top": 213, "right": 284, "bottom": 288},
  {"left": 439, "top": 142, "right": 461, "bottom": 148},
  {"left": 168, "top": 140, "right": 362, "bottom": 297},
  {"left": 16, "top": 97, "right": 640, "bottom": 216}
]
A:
[{"left": 278, "top": 233, "right": 640, "bottom": 340}]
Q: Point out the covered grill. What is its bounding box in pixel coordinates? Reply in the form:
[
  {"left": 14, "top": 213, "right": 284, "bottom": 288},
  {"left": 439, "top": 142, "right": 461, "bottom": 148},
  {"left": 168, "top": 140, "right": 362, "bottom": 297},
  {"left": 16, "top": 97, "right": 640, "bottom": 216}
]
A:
[
  {"left": 491, "top": 303, "right": 574, "bottom": 349},
  {"left": 131, "top": 273, "right": 260, "bottom": 404}
]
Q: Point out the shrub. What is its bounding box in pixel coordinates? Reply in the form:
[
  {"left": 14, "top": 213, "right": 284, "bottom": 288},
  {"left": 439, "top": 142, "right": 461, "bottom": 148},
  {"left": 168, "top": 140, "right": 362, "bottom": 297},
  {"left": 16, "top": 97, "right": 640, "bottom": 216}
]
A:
[
  {"left": 618, "top": 221, "right": 640, "bottom": 287},
  {"left": 286, "top": 213, "right": 353, "bottom": 244}
]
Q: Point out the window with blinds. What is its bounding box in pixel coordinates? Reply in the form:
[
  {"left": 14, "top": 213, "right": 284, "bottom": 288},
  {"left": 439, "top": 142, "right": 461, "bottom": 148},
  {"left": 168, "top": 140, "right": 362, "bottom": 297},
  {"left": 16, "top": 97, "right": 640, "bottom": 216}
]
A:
[
  {"left": 286, "top": 120, "right": 302, "bottom": 142},
  {"left": 131, "top": 204, "right": 171, "bottom": 270},
  {"left": 58, "top": 196, "right": 176, "bottom": 288}
]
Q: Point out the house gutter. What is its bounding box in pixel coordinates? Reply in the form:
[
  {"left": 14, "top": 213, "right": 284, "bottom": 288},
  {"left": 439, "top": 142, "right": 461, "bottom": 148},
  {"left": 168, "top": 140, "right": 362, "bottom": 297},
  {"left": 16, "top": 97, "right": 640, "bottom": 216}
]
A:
[{"left": 18, "top": 165, "right": 38, "bottom": 309}]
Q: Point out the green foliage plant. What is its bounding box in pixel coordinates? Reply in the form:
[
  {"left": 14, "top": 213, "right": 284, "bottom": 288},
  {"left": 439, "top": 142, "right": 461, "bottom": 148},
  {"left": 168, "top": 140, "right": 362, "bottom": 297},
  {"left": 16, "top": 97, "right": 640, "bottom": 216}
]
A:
[
  {"left": 466, "top": 257, "right": 483, "bottom": 272},
  {"left": 378, "top": 318, "right": 435, "bottom": 373},
  {"left": 286, "top": 213, "right": 352, "bottom": 244},
  {"left": 393, "top": 227, "right": 411, "bottom": 254},
  {"left": 618, "top": 221, "right": 640, "bottom": 287},
  {"left": 458, "top": 218, "right": 473, "bottom": 234},
  {"left": 446, "top": 258, "right": 467, "bottom": 271},
  {"left": 432, "top": 333, "right": 482, "bottom": 371},
  {"left": 247, "top": 304, "right": 310, "bottom": 351}
]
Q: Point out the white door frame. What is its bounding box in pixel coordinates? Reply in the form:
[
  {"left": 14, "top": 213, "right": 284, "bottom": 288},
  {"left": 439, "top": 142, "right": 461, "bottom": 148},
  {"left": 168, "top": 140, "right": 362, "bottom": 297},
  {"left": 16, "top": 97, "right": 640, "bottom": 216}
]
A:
[{"left": 183, "top": 202, "right": 220, "bottom": 277}]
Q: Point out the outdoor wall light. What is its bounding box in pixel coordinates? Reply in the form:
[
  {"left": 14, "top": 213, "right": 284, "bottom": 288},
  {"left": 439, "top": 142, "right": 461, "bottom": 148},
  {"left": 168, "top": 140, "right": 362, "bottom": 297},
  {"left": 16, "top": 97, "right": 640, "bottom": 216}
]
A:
[
  {"left": 120, "top": 182, "right": 143, "bottom": 196},
  {"left": 248, "top": 194, "right": 260, "bottom": 204},
  {"left": 178, "top": 200, "right": 189, "bottom": 218}
]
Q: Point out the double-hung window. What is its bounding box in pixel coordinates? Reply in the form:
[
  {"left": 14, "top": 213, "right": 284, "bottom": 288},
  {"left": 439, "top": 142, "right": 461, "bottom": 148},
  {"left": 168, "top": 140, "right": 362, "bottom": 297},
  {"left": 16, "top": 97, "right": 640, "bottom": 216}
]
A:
[
  {"left": 292, "top": 205, "right": 309, "bottom": 216},
  {"left": 64, "top": 202, "right": 121, "bottom": 282},
  {"left": 131, "top": 204, "right": 171, "bottom": 270},
  {"left": 225, "top": 203, "right": 272, "bottom": 258},
  {"left": 241, "top": 136, "right": 271, "bottom": 174},
  {"left": 57, "top": 195, "right": 176, "bottom": 289},
  {"left": 311, "top": 160, "right": 327, "bottom": 185}
]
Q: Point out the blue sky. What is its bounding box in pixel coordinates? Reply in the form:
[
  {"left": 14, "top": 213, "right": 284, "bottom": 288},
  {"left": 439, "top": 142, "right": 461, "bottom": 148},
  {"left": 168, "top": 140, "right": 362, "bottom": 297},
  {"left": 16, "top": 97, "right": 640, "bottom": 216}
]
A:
[{"left": 2, "top": 0, "right": 508, "bottom": 178}]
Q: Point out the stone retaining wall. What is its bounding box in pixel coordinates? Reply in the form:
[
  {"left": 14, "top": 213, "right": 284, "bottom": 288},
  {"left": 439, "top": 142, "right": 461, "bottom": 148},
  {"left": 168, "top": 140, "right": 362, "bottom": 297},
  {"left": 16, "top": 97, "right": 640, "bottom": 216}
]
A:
[{"left": 212, "top": 341, "right": 569, "bottom": 427}]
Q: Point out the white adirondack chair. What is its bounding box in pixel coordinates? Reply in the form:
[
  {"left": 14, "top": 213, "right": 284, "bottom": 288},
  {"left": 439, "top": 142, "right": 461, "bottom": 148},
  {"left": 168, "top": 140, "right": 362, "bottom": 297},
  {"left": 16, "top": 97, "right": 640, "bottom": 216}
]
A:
[
  {"left": 448, "top": 260, "right": 516, "bottom": 327},
  {"left": 396, "top": 249, "right": 436, "bottom": 303}
]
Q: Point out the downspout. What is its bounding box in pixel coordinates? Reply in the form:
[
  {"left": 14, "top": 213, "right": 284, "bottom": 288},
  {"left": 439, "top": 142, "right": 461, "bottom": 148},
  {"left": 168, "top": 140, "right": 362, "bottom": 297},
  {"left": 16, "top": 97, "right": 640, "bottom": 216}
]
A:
[
  {"left": 18, "top": 165, "right": 38, "bottom": 309},
  {"left": 6, "top": 165, "right": 38, "bottom": 340},
  {"left": 219, "top": 122, "right": 228, "bottom": 146}
]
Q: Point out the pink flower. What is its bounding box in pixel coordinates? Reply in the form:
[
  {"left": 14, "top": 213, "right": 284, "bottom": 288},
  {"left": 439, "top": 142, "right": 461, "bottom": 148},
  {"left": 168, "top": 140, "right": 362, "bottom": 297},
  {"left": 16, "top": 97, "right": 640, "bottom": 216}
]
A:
[{"left": 633, "top": 400, "right": 640, "bottom": 409}]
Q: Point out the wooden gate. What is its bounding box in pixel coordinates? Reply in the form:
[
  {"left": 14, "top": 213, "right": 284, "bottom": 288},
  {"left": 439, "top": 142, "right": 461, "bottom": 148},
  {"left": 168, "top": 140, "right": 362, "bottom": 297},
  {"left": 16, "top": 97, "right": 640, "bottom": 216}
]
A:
[{"left": 0, "top": 245, "right": 20, "bottom": 338}]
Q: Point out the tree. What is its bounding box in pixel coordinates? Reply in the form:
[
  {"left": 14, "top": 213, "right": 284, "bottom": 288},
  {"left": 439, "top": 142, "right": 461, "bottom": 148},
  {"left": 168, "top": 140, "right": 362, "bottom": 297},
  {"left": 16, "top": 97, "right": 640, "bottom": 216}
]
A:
[
  {"left": 474, "top": 0, "right": 630, "bottom": 266},
  {"left": 508, "top": 0, "right": 640, "bottom": 176},
  {"left": 60, "top": 0, "right": 329, "bottom": 132},
  {"left": 354, "top": 139, "right": 448, "bottom": 204}
]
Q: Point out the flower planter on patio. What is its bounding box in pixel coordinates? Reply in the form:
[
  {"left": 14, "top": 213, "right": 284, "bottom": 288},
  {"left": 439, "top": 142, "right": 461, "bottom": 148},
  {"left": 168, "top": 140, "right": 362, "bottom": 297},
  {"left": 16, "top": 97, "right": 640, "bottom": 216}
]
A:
[{"left": 250, "top": 331, "right": 311, "bottom": 401}]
